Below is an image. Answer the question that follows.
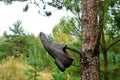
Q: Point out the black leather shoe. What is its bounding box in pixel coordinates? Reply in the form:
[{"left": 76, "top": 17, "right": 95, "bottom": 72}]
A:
[{"left": 40, "top": 32, "right": 73, "bottom": 72}]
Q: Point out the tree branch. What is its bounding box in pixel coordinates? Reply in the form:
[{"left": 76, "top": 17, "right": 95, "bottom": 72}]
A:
[
  {"left": 11, "top": 0, "right": 28, "bottom": 2},
  {"left": 66, "top": 46, "right": 81, "bottom": 55},
  {"left": 99, "top": 42, "right": 104, "bottom": 51},
  {"left": 106, "top": 38, "right": 120, "bottom": 51}
]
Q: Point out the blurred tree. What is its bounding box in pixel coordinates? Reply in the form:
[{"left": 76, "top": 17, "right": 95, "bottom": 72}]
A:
[
  {"left": 0, "top": 21, "right": 52, "bottom": 79},
  {"left": 0, "top": 21, "right": 34, "bottom": 59},
  {"left": 98, "top": 0, "right": 120, "bottom": 80},
  {"left": 24, "top": 40, "right": 44, "bottom": 80}
]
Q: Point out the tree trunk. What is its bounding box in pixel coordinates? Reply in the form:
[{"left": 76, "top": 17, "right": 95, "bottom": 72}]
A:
[
  {"left": 81, "top": 0, "right": 100, "bottom": 80},
  {"left": 103, "top": 51, "right": 108, "bottom": 70},
  {"left": 34, "top": 66, "right": 37, "bottom": 80},
  {"left": 103, "top": 51, "right": 108, "bottom": 80}
]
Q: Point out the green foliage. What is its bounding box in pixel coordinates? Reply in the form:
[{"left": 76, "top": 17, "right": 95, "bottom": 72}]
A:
[
  {"left": 52, "top": 69, "right": 67, "bottom": 80},
  {"left": 100, "top": 52, "right": 120, "bottom": 80},
  {"left": 103, "top": 0, "right": 120, "bottom": 38},
  {"left": 99, "top": 1, "right": 120, "bottom": 79},
  {"left": 1, "top": 0, "right": 120, "bottom": 79},
  {"left": 53, "top": 17, "right": 81, "bottom": 36},
  {"left": 47, "top": 0, "right": 64, "bottom": 10},
  {"left": 24, "top": 36, "right": 47, "bottom": 80},
  {"left": 0, "top": 21, "right": 55, "bottom": 80},
  {"left": 0, "top": 21, "right": 35, "bottom": 60},
  {"left": 9, "top": 21, "right": 25, "bottom": 35},
  {"left": 51, "top": 65, "right": 80, "bottom": 80},
  {"left": 52, "top": 17, "right": 81, "bottom": 51},
  {"left": 64, "top": 0, "right": 81, "bottom": 14},
  {"left": 51, "top": 16, "right": 81, "bottom": 80}
]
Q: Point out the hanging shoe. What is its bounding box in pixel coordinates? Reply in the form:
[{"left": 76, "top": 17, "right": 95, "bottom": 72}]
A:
[{"left": 40, "top": 32, "right": 73, "bottom": 71}]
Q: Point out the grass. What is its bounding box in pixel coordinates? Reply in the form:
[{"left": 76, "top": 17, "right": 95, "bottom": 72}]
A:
[
  {"left": 39, "top": 68, "right": 53, "bottom": 80},
  {"left": 0, "top": 56, "right": 53, "bottom": 80}
]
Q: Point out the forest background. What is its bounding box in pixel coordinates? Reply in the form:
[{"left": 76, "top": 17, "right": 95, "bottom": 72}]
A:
[{"left": 0, "top": 0, "right": 120, "bottom": 80}]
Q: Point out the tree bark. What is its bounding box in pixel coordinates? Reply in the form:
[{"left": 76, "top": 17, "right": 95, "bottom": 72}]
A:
[{"left": 81, "top": 0, "right": 100, "bottom": 80}]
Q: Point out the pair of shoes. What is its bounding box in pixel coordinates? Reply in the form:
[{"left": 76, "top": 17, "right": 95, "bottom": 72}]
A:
[{"left": 40, "top": 32, "right": 73, "bottom": 72}]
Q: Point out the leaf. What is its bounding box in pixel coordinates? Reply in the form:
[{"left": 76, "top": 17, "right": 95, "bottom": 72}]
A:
[
  {"left": 57, "top": 6, "right": 63, "bottom": 9},
  {"left": 45, "top": 11, "right": 52, "bottom": 16},
  {"left": 23, "top": 4, "right": 29, "bottom": 12}
]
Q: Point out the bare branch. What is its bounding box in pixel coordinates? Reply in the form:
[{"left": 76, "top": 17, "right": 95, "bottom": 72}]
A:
[
  {"left": 66, "top": 46, "right": 81, "bottom": 55},
  {"left": 106, "top": 38, "right": 120, "bottom": 51}
]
